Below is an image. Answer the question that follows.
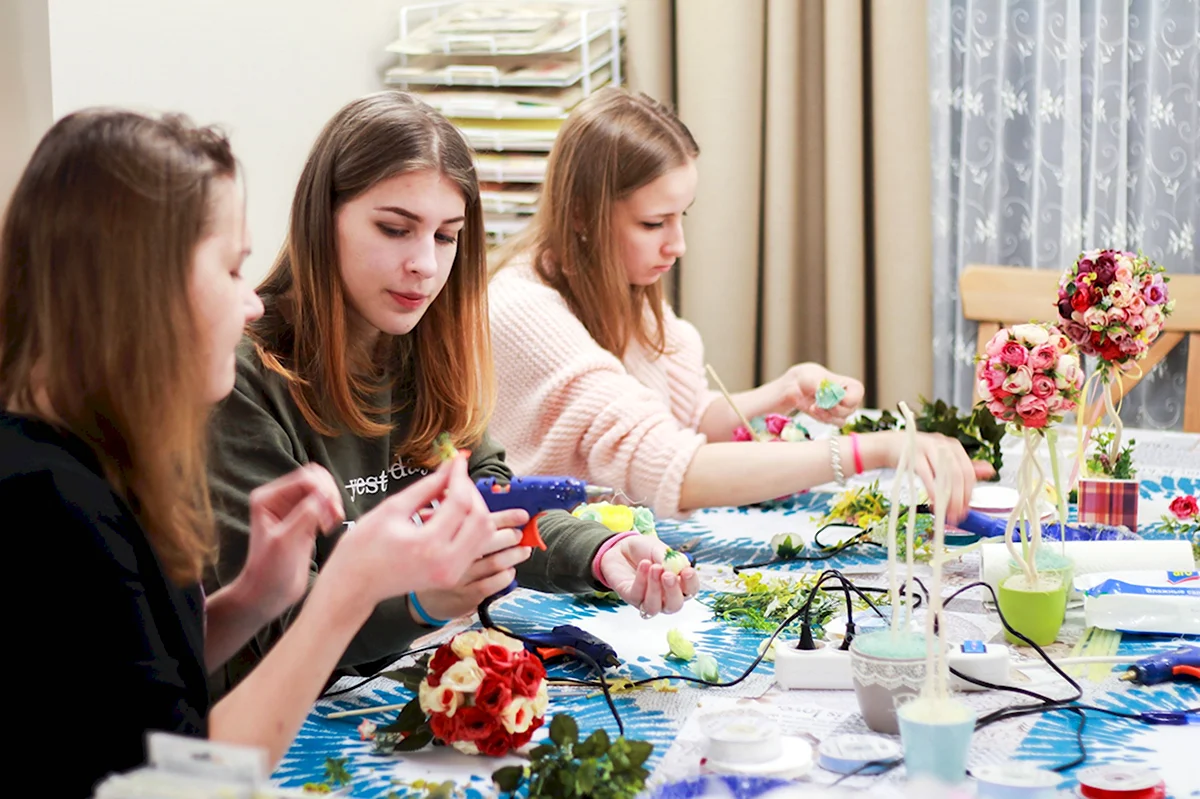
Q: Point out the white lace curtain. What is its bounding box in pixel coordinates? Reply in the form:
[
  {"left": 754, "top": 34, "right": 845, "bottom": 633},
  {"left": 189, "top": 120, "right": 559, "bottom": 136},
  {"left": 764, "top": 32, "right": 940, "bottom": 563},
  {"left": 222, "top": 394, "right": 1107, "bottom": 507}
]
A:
[{"left": 930, "top": 0, "right": 1198, "bottom": 429}]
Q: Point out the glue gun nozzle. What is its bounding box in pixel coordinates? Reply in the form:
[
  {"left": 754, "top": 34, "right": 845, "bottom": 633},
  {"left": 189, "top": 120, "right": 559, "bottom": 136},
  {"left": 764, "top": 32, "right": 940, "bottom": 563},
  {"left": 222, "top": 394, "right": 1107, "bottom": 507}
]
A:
[
  {"left": 1119, "top": 670, "right": 1137, "bottom": 682},
  {"left": 586, "top": 484, "right": 615, "bottom": 500}
]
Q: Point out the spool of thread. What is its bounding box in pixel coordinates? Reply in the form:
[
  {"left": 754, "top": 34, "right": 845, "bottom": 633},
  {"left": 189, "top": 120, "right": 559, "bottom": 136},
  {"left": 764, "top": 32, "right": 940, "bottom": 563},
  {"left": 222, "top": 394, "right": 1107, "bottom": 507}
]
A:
[
  {"left": 816, "top": 734, "right": 901, "bottom": 775},
  {"left": 974, "top": 762, "right": 1061, "bottom": 799},
  {"left": 1076, "top": 765, "right": 1166, "bottom": 799},
  {"left": 698, "top": 709, "right": 781, "bottom": 766}
]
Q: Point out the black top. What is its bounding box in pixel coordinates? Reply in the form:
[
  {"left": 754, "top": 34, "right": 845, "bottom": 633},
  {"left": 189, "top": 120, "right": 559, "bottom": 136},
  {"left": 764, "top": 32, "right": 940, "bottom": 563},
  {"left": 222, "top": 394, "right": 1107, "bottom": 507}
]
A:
[{"left": 1, "top": 412, "right": 208, "bottom": 797}]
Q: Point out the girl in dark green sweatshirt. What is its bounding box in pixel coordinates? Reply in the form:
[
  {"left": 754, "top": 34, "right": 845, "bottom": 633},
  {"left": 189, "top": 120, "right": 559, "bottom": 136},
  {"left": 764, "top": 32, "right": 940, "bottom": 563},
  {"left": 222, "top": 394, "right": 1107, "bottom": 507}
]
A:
[{"left": 207, "top": 92, "right": 700, "bottom": 690}]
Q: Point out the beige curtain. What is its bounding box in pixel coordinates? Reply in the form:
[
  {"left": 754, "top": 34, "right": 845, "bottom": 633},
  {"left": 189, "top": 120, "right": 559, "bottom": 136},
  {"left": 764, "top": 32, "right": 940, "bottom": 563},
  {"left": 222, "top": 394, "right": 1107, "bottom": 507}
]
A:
[{"left": 625, "top": 0, "right": 933, "bottom": 410}]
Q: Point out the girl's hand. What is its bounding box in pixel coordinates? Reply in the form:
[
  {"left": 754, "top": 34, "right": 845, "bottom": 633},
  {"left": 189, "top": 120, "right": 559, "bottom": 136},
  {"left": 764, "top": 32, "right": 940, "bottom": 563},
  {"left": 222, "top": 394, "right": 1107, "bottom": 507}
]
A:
[
  {"left": 409, "top": 509, "right": 532, "bottom": 623},
  {"left": 327, "top": 456, "right": 498, "bottom": 610},
  {"left": 599, "top": 535, "right": 701, "bottom": 617},
  {"left": 774, "top": 363, "right": 864, "bottom": 424},
  {"left": 240, "top": 464, "right": 344, "bottom": 622},
  {"left": 862, "top": 431, "right": 988, "bottom": 523}
]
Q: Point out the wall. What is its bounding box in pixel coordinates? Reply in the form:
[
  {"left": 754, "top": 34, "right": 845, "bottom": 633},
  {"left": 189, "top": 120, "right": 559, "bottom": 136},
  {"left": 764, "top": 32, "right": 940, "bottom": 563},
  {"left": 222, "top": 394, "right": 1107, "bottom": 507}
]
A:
[
  {"left": 48, "top": 0, "right": 417, "bottom": 283},
  {"left": 0, "top": 0, "right": 53, "bottom": 213}
]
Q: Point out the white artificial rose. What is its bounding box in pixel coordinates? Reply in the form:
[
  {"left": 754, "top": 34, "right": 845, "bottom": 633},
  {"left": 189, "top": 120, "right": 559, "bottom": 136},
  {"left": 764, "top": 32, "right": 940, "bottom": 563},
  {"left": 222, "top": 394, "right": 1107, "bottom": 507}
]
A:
[
  {"left": 418, "top": 678, "right": 462, "bottom": 718},
  {"left": 450, "top": 631, "right": 489, "bottom": 659},
  {"left": 451, "top": 741, "right": 480, "bottom": 755},
  {"left": 483, "top": 628, "right": 526, "bottom": 652},
  {"left": 440, "top": 658, "right": 486, "bottom": 694},
  {"left": 531, "top": 683, "right": 550, "bottom": 717},
  {"left": 501, "top": 696, "right": 537, "bottom": 734},
  {"left": 1055, "top": 353, "right": 1080, "bottom": 374},
  {"left": 1012, "top": 323, "right": 1050, "bottom": 346}
]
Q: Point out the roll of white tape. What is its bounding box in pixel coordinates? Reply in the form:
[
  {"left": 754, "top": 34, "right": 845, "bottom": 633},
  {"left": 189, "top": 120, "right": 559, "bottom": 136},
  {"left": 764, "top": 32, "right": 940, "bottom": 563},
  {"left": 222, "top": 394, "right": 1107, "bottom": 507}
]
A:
[
  {"left": 698, "top": 708, "right": 781, "bottom": 766},
  {"left": 816, "top": 734, "right": 901, "bottom": 775},
  {"left": 975, "top": 762, "right": 1062, "bottom": 799}
]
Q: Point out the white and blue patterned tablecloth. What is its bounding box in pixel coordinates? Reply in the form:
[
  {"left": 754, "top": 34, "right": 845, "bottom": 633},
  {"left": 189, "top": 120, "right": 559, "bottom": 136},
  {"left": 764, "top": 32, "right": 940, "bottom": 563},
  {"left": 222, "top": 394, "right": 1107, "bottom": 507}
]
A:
[{"left": 276, "top": 429, "right": 1200, "bottom": 799}]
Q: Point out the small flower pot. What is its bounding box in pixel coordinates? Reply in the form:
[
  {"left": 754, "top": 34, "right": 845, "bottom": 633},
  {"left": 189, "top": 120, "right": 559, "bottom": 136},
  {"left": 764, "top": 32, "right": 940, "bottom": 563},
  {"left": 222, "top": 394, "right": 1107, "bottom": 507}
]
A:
[
  {"left": 1077, "top": 478, "right": 1140, "bottom": 532},
  {"left": 897, "top": 696, "right": 976, "bottom": 785},
  {"left": 848, "top": 630, "right": 929, "bottom": 734},
  {"left": 997, "top": 573, "right": 1067, "bottom": 646},
  {"left": 1007, "top": 549, "right": 1075, "bottom": 601}
]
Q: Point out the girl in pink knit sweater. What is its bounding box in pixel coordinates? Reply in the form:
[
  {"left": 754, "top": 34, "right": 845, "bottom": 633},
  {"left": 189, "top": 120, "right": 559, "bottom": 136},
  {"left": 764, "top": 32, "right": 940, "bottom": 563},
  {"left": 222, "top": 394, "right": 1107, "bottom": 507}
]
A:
[{"left": 489, "top": 87, "right": 992, "bottom": 521}]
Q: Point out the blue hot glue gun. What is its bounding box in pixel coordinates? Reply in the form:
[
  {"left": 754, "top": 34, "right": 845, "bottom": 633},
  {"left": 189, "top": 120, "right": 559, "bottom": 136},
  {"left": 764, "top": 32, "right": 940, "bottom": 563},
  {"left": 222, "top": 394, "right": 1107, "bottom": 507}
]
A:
[
  {"left": 1119, "top": 646, "right": 1200, "bottom": 686},
  {"left": 952, "top": 511, "right": 1111, "bottom": 543},
  {"left": 475, "top": 476, "right": 613, "bottom": 599}
]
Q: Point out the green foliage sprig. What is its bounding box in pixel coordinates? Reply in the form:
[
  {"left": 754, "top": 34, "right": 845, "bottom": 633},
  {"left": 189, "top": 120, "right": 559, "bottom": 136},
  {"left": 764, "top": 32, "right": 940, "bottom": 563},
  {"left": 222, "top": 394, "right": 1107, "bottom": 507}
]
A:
[
  {"left": 1085, "top": 432, "right": 1137, "bottom": 480},
  {"left": 840, "top": 398, "right": 1005, "bottom": 476},
  {"left": 492, "top": 716, "right": 652, "bottom": 799}
]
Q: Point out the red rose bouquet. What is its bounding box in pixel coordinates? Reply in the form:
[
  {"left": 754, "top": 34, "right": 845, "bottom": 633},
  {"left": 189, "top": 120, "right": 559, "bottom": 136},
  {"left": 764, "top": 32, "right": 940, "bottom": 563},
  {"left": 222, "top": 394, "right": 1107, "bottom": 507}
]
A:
[
  {"left": 373, "top": 629, "right": 548, "bottom": 757},
  {"left": 1056, "top": 249, "right": 1173, "bottom": 366}
]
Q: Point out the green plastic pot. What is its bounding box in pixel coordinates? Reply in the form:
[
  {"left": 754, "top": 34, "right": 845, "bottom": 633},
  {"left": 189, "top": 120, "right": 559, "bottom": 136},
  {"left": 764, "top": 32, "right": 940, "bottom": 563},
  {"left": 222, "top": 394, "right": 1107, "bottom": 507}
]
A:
[{"left": 997, "top": 573, "right": 1067, "bottom": 646}]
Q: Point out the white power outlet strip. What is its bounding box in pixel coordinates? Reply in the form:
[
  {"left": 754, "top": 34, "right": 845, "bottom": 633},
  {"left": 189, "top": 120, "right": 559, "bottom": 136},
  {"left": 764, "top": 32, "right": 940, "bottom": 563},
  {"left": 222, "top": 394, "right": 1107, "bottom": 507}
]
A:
[
  {"left": 774, "top": 639, "right": 1012, "bottom": 692},
  {"left": 775, "top": 640, "right": 854, "bottom": 690},
  {"left": 947, "top": 642, "right": 1011, "bottom": 691}
]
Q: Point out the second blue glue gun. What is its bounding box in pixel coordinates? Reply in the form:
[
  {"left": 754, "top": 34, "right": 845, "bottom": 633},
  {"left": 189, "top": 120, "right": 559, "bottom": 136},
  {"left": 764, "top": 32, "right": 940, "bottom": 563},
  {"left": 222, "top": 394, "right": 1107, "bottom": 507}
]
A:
[{"left": 475, "top": 476, "right": 613, "bottom": 597}]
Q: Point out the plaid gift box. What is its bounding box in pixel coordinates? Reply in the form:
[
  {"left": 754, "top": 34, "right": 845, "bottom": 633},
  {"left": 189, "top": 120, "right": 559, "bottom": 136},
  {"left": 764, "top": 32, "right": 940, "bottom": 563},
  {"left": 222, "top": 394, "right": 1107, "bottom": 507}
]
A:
[{"left": 1077, "top": 478, "right": 1140, "bottom": 532}]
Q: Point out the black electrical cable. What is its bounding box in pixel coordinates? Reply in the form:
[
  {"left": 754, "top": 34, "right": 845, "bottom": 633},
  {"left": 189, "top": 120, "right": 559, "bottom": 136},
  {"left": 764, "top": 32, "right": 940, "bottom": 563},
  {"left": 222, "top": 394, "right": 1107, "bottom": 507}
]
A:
[
  {"left": 321, "top": 643, "right": 444, "bottom": 698},
  {"left": 731, "top": 524, "right": 883, "bottom": 572}
]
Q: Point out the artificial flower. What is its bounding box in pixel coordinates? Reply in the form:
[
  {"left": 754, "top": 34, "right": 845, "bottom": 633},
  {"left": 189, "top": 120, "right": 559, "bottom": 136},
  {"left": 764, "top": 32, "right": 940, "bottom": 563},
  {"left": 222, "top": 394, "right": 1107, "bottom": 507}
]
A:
[{"left": 666, "top": 629, "right": 696, "bottom": 662}]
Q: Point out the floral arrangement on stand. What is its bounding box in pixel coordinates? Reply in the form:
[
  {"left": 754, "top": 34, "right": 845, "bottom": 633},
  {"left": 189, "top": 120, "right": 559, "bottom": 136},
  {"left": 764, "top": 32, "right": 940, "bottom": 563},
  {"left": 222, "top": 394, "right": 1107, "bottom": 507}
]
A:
[
  {"left": 1056, "top": 249, "right": 1173, "bottom": 484},
  {"left": 371, "top": 629, "right": 548, "bottom": 757},
  {"left": 976, "top": 322, "right": 1084, "bottom": 645}
]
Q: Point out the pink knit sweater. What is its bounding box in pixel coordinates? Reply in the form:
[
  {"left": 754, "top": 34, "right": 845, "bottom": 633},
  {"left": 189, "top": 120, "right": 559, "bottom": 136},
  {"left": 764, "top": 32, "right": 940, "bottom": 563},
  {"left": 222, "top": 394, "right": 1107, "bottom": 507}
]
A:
[{"left": 489, "top": 260, "right": 720, "bottom": 518}]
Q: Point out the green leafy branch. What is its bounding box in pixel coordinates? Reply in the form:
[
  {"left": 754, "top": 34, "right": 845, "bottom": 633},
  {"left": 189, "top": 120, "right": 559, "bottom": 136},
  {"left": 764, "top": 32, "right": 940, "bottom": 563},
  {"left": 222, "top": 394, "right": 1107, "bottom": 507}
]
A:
[
  {"left": 1085, "top": 432, "right": 1137, "bottom": 480},
  {"left": 706, "top": 572, "right": 887, "bottom": 638},
  {"left": 840, "top": 398, "right": 1005, "bottom": 476},
  {"left": 302, "top": 758, "right": 352, "bottom": 793},
  {"left": 492, "top": 716, "right": 652, "bottom": 799}
]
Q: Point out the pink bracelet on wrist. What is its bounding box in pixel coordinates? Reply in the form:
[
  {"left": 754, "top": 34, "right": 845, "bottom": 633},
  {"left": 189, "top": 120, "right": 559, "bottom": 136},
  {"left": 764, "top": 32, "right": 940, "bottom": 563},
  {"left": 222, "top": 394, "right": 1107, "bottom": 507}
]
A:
[
  {"left": 850, "top": 433, "right": 864, "bottom": 475},
  {"left": 591, "top": 531, "right": 641, "bottom": 587}
]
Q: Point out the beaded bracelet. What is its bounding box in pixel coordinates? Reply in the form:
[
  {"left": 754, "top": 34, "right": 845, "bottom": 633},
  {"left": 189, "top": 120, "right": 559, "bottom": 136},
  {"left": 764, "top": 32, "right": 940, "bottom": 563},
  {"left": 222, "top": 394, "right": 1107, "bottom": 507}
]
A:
[{"left": 829, "top": 437, "right": 847, "bottom": 486}]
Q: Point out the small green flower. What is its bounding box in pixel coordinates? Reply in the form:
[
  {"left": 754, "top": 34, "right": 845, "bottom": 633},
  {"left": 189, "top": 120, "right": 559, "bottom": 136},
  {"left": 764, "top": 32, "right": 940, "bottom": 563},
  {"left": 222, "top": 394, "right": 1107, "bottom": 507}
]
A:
[
  {"left": 633, "top": 506, "right": 658, "bottom": 537},
  {"left": 693, "top": 653, "right": 720, "bottom": 682},
  {"left": 666, "top": 629, "right": 695, "bottom": 662},
  {"left": 662, "top": 548, "right": 688, "bottom": 574},
  {"left": 770, "top": 533, "right": 801, "bottom": 558},
  {"left": 815, "top": 378, "right": 846, "bottom": 410}
]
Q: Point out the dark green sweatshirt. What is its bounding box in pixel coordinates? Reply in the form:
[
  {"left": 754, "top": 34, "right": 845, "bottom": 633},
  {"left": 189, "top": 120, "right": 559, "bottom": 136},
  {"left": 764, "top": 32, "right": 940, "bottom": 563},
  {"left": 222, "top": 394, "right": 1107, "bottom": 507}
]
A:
[{"left": 207, "top": 338, "right": 614, "bottom": 690}]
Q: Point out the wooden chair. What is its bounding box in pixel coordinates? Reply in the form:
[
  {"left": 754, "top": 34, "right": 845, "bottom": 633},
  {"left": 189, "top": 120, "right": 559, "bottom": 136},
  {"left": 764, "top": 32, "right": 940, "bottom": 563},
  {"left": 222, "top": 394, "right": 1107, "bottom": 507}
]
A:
[{"left": 959, "top": 264, "right": 1200, "bottom": 433}]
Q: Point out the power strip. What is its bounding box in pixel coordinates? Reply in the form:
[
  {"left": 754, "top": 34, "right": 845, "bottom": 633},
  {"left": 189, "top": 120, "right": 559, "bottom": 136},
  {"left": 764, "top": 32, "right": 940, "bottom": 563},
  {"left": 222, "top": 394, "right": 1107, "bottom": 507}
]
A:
[
  {"left": 775, "top": 639, "right": 1012, "bottom": 692},
  {"left": 946, "top": 641, "right": 1011, "bottom": 691},
  {"left": 775, "top": 640, "right": 854, "bottom": 690}
]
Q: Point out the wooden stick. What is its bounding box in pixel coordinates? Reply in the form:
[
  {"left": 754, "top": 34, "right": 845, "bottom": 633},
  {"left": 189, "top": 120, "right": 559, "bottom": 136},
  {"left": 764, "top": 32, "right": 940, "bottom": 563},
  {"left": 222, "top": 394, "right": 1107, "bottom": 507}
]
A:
[
  {"left": 705, "top": 363, "right": 763, "bottom": 442},
  {"left": 324, "top": 702, "right": 408, "bottom": 720}
]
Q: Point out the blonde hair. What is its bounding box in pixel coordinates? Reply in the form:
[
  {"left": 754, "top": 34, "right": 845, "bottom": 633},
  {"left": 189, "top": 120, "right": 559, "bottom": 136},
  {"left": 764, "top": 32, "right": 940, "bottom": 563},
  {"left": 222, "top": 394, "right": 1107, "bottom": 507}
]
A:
[
  {"left": 0, "top": 110, "right": 235, "bottom": 585},
  {"left": 492, "top": 86, "right": 699, "bottom": 357},
  {"left": 252, "top": 91, "right": 493, "bottom": 467}
]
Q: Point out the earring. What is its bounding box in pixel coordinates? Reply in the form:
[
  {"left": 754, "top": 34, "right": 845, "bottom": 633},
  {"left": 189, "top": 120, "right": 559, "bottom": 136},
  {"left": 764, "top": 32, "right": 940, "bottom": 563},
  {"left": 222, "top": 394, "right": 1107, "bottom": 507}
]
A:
[{"left": 579, "top": 231, "right": 588, "bottom": 244}]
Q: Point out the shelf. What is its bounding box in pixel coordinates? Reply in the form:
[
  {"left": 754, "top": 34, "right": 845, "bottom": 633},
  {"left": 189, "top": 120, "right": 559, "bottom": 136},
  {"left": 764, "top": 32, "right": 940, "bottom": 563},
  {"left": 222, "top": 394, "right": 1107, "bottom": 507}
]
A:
[
  {"left": 475, "top": 154, "right": 548, "bottom": 183},
  {"left": 404, "top": 67, "right": 612, "bottom": 118},
  {"left": 389, "top": 1, "right": 621, "bottom": 57},
  {"left": 384, "top": 43, "right": 614, "bottom": 89}
]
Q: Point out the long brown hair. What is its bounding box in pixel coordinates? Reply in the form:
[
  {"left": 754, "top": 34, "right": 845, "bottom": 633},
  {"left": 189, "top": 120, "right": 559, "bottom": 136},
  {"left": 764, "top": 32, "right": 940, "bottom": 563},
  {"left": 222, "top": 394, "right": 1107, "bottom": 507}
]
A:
[
  {"left": 492, "top": 87, "right": 699, "bottom": 358},
  {"left": 0, "top": 110, "right": 236, "bottom": 585},
  {"left": 252, "top": 91, "right": 491, "bottom": 468}
]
